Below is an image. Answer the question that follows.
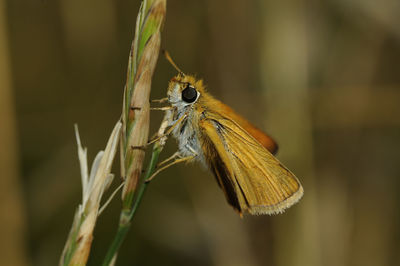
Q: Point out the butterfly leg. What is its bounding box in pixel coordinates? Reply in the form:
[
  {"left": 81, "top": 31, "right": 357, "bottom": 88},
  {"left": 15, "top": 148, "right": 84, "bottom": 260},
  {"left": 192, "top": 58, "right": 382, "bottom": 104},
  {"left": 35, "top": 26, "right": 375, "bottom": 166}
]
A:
[
  {"left": 145, "top": 153, "right": 196, "bottom": 183},
  {"left": 150, "top": 106, "right": 173, "bottom": 111},
  {"left": 156, "top": 145, "right": 198, "bottom": 168},
  {"left": 132, "top": 126, "right": 171, "bottom": 150},
  {"left": 150, "top": 98, "right": 170, "bottom": 111},
  {"left": 147, "top": 113, "right": 187, "bottom": 145},
  {"left": 132, "top": 113, "right": 187, "bottom": 156},
  {"left": 151, "top": 97, "right": 168, "bottom": 103},
  {"left": 156, "top": 151, "right": 181, "bottom": 168}
]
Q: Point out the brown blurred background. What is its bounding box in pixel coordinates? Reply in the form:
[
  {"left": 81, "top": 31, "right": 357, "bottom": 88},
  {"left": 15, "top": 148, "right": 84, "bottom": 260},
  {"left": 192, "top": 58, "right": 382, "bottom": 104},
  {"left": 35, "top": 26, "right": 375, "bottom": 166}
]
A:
[{"left": 1, "top": 0, "right": 400, "bottom": 265}]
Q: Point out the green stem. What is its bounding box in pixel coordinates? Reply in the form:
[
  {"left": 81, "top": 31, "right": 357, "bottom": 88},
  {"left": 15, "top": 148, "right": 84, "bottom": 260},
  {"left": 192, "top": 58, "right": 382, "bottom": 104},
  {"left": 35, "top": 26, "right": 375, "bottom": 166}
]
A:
[
  {"left": 102, "top": 145, "right": 162, "bottom": 266},
  {"left": 61, "top": 214, "right": 83, "bottom": 266}
]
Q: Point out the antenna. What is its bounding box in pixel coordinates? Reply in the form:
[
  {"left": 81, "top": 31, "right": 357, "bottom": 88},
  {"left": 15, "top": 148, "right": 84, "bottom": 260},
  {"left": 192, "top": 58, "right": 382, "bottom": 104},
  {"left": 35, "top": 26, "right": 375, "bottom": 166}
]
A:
[{"left": 163, "top": 50, "right": 185, "bottom": 76}]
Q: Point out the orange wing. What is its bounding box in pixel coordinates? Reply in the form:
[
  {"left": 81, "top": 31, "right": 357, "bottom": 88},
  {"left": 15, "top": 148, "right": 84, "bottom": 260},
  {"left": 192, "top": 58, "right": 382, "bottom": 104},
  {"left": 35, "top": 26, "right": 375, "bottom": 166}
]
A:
[
  {"left": 216, "top": 101, "right": 278, "bottom": 154},
  {"left": 199, "top": 113, "right": 303, "bottom": 215}
]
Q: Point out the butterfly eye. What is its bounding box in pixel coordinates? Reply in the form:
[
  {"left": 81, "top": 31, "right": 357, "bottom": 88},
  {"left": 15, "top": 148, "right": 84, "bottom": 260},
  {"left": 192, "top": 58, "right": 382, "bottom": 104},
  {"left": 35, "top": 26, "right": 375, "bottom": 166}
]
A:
[{"left": 181, "top": 84, "right": 198, "bottom": 103}]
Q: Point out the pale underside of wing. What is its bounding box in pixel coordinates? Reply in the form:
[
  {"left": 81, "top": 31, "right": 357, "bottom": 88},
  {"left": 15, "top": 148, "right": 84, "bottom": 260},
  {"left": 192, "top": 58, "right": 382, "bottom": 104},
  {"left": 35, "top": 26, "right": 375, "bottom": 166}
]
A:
[{"left": 200, "top": 116, "right": 303, "bottom": 215}]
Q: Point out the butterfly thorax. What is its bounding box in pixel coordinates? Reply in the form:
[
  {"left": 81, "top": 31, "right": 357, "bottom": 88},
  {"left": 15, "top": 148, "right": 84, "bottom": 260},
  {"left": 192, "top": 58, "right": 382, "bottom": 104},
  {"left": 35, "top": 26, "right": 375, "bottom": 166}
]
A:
[{"left": 168, "top": 102, "right": 207, "bottom": 166}]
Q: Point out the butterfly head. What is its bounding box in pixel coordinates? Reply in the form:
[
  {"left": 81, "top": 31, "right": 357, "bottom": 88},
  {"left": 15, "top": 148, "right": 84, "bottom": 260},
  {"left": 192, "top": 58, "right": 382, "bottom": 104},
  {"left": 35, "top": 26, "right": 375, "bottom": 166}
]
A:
[{"left": 167, "top": 74, "right": 204, "bottom": 109}]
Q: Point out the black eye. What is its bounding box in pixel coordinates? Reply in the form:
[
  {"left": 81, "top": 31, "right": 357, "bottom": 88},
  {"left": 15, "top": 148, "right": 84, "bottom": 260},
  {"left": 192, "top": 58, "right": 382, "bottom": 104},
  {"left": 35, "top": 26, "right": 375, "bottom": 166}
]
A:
[{"left": 181, "top": 85, "right": 198, "bottom": 103}]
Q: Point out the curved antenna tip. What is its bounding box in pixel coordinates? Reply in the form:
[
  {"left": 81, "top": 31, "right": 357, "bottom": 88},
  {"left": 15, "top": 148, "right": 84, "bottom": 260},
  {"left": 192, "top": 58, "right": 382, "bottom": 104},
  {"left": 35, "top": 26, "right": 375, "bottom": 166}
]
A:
[{"left": 163, "top": 50, "right": 185, "bottom": 76}]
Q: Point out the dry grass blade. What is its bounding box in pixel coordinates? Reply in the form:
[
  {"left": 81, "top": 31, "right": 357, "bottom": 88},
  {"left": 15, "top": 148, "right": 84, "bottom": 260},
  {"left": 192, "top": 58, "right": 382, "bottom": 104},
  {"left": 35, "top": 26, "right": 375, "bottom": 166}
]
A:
[
  {"left": 102, "top": 0, "right": 166, "bottom": 265},
  {"left": 121, "top": 0, "right": 166, "bottom": 206},
  {"left": 59, "top": 122, "right": 122, "bottom": 266}
]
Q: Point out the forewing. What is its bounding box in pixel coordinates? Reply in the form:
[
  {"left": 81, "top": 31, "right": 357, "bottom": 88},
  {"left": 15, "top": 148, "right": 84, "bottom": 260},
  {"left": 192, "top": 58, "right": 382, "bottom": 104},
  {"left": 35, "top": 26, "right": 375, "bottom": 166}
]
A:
[
  {"left": 200, "top": 115, "right": 303, "bottom": 215},
  {"left": 217, "top": 101, "right": 279, "bottom": 154}
]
